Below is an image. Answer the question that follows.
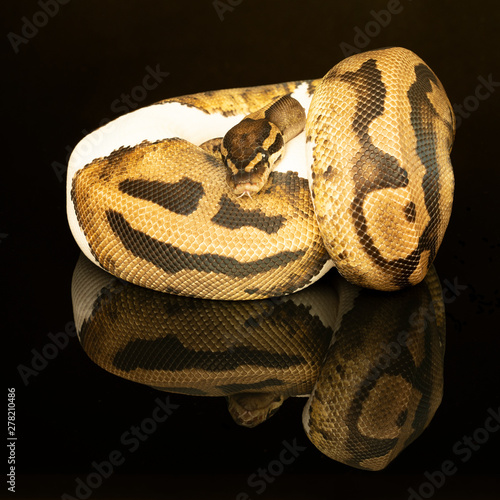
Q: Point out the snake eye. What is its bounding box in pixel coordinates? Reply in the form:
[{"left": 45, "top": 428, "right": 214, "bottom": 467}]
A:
[{"left": 258, "top": 149, "right": 269, "bottom": 162}]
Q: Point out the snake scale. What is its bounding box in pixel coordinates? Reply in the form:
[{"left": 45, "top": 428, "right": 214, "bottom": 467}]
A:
[
  {"left": 67, "top": 47, "right": 455, "bottom": 299},
  {"left": 72, "top": 254, "right": 445, "bottom": 470}
]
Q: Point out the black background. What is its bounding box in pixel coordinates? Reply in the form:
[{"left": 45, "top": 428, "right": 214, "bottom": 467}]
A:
[{"left": 4, "top": 1, "right": 500, "bottom": 499}]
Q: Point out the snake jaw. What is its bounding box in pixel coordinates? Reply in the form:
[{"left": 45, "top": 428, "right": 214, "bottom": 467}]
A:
[
  {"left": 233, "top": 180, "right": 264, "bottom": 197},
  {"left": 228, "top": 167, "right": 270, "bottom": 197}
]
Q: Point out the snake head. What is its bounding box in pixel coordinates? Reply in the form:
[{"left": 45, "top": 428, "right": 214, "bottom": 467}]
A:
[
  {"left": 226, "top": 392, "right": 286, "bottom": 427},
  {"left": 221, "top": 118, "right": 284, "bottom": 196}
]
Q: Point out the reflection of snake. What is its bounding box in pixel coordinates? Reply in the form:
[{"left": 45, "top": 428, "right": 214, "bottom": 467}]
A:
[
  {"left": 67, "top": 47, "right": 455, "bottom": 300},
  {"left": 72, "top": 254, "right": 445, "bottom": 470}
]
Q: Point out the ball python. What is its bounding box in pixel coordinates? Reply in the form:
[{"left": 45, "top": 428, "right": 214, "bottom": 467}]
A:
[
  {"left": 72, "top": 253, "right": 445, "bottom": 470},
  {"left": 67, "top": 47, "right": 455, "bottom": 300}
]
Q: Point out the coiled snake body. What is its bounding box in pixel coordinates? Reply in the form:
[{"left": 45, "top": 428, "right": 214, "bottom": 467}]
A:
[
  {"left": 72, "top": 255, "right": 445, "bottom": 471},
  {"left": 67, "top": 47, "right": 455, "bottom": 299}
]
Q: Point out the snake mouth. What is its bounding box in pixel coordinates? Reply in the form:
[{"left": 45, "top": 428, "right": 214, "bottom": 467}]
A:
[
  {"left": 233, "top": 181, "right": 263, "bottom": 197},
  {"left": 229, "top": 169, "right": 268, "bottom": 196}
]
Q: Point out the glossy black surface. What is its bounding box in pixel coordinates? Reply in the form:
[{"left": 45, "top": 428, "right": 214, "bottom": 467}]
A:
[{"left": 5, "top": 1, "right": 500, "bottom": 498}]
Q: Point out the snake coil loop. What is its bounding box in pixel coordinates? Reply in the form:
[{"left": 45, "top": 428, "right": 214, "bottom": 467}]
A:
[{"left": 67, "top": 47, "right": 454, "bottom": 299}]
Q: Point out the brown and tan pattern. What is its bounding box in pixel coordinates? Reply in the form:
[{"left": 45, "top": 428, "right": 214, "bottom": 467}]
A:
[
  {"left": 158, "top": 79, "right": 320, "bottom": 117},
  {"left": 303, "top": 267, "right": 445, "bottom": 470},
  {"left": 307, "top": 47, "right": 455, "bottom": 291},
  {"left": 72, "top": 255, "right": 445, "bottom": 470},
  {"left": 69, "top": 47, "right": 454, "bottom": 299},
  {"left": 71, "top": 138, "right": 329, "bottom": 300},
  {"left": 73, "top": 255, "right": 336, "bottom": 398}
]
